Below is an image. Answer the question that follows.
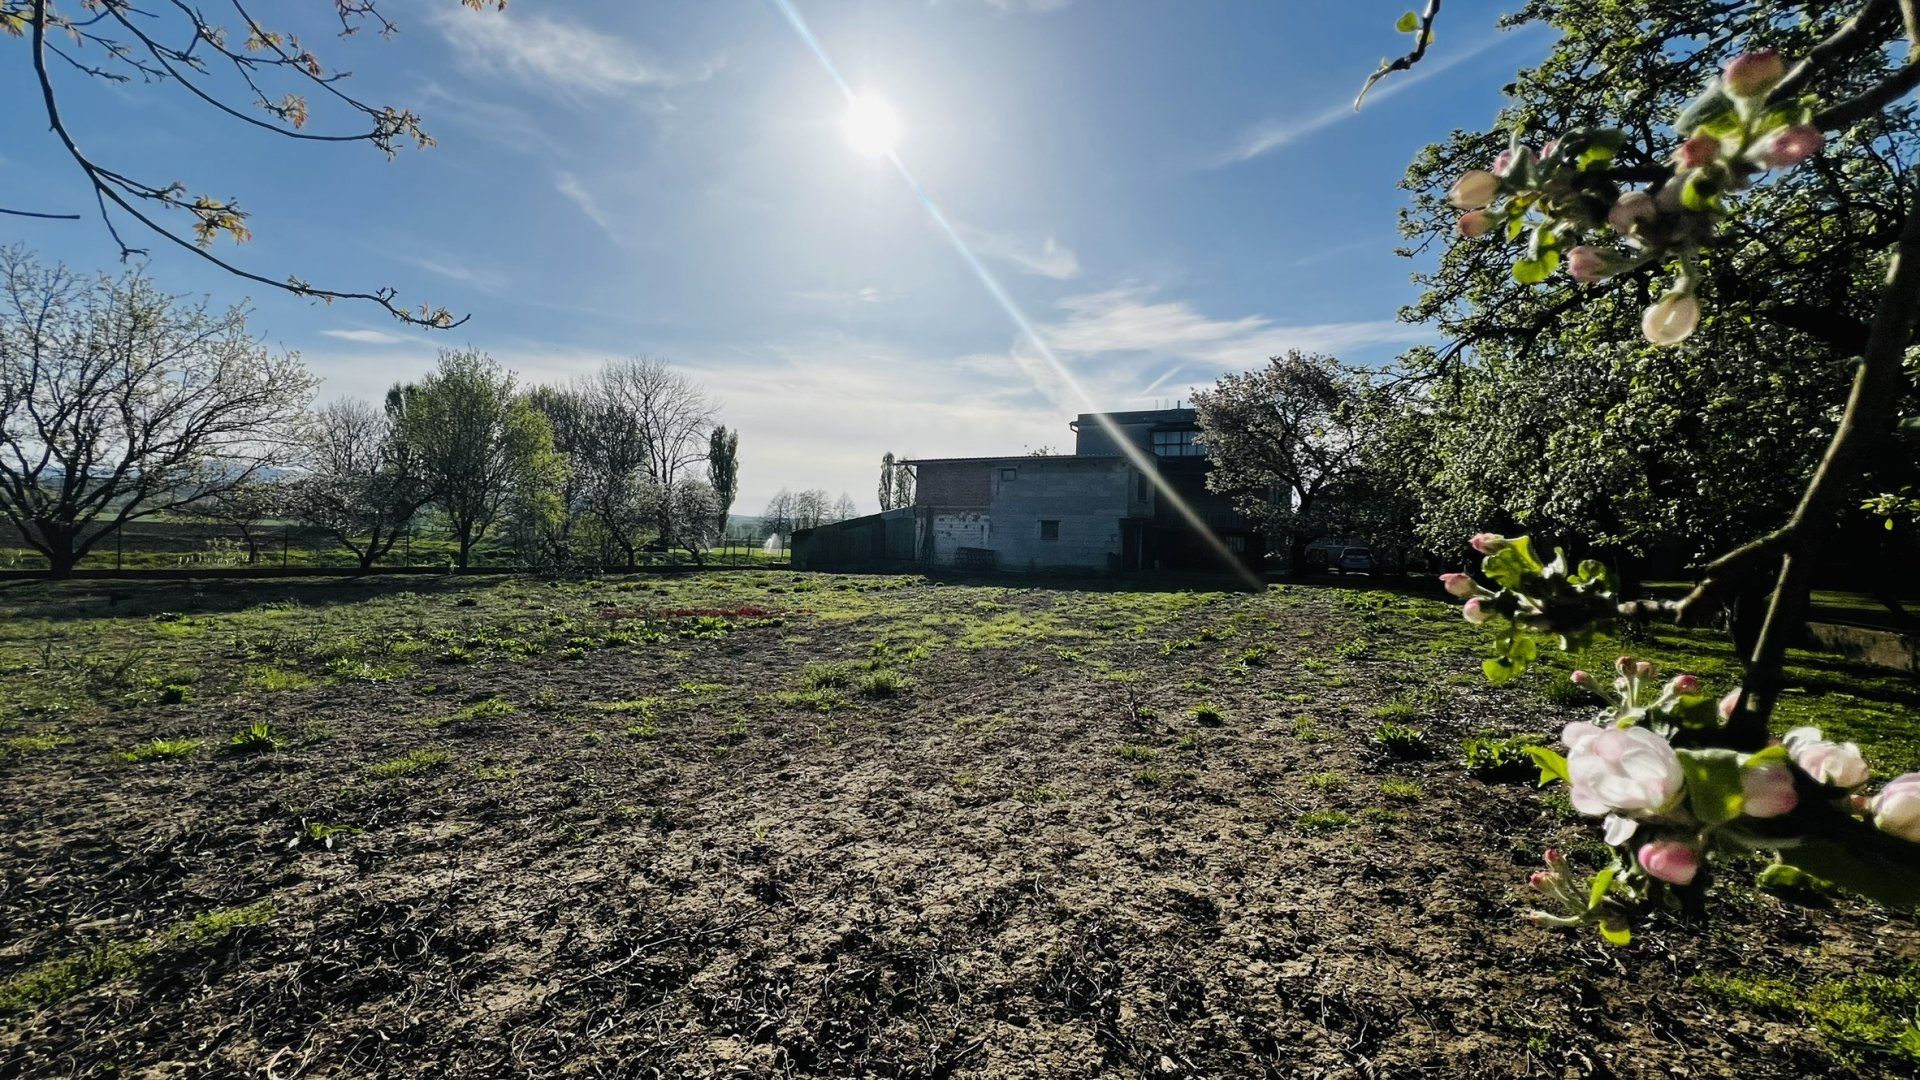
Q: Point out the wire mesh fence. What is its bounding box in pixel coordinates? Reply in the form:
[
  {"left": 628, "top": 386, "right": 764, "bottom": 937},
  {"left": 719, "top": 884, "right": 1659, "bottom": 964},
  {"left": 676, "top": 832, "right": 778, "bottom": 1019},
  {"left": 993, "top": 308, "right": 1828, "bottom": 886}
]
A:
[{"left": 0, "top": 518, "right": 790, "bottom": 574}]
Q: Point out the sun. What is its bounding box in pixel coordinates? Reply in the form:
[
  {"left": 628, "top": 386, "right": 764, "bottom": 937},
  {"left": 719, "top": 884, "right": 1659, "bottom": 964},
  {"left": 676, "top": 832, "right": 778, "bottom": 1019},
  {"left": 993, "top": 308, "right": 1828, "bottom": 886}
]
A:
[{"left": 842, "top": 94, "right": 900, "bottom": 158}]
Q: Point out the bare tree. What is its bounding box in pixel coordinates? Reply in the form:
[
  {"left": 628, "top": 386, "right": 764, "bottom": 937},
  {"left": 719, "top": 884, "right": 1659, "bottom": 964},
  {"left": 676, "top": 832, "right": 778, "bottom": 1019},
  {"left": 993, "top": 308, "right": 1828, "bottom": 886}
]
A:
[
  {"left": 295, "top": 395, "right": 434, "bottom": 570},
  {"left": 891, "top": 461, "right": 914, "bottom": 510},
  {"left": 6, "top": 0, "right": 500, "bottom": 327},
  {"left": 832, "top": 493, "right": 857, "bottom": 522},
  {"left": 397, "top": 348, "right": 553, "bottom": 568},
  {"left": 792, "top": 488, "right": 831, "bottom": 530},
  {"left": 183, "top": 478, "right": 290, "bottom": 564},
  {"left": 0, "top": 248, "right": 315, "bottom": 576},
  {"left": 601, "top": 357, "right": 717, "bottom": 551},
  {"left": 763, "top": 488, "right": 795, "bottom": 541}
]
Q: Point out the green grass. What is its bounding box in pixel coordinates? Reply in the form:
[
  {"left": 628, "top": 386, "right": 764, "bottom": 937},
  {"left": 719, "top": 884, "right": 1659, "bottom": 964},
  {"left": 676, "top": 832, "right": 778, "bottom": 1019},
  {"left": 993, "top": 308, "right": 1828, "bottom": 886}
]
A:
[
  {"left": 1299, "top": 809, "right": 1353, "bottom": 833},
  {"left": 0, "top": 900, "right": 274, "bottom": 1015},
  {"left": 120, "top": 737, "right": 202, "bottom": 763},
  {"left": 1694, "top": 968, "right": 1920, "bottom": 1069},
  {"left": 1116, "top": 743, "right": 1159, "bottom": 762},
  {"left": 1192, "top": 702, "right": 1226, "bottom": 727},
  {"left": 1369, "top": 721, "right": 1430, "bottom": 758},
  {"left": 1306, "top": 771, "right": 1348, "bottom": 790},
  {"left": 227, "top": 721, "right": 278, "bottom": 754},
  {"left": 3, "top": 733, "right": 76, "bottom": 756},
  {"left": 368, "top": 748, "right": 449, "bottom": 779},
  {"left": 771, "top": 688, "right": 851, "bottom": 713},
  {"left": 1379, "top": 779, "right": 1425, "bottom": 801},
  {"left": 857, "top": 669, "right": 911, "bottom": 698}
]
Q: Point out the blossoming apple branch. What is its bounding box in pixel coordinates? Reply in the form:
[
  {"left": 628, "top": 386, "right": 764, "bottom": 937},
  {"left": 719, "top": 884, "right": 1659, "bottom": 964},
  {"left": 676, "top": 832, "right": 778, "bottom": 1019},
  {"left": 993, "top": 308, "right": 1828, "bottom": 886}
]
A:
[{"left": 1377, "top": 0, "right": 1920, "bottom": 940}]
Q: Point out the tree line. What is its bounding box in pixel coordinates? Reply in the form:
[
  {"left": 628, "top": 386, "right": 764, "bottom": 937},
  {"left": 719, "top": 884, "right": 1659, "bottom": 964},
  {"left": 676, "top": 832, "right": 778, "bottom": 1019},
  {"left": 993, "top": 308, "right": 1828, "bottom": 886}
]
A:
[{"left": 0, "top": 249, "right": 742, "bottom": 576}]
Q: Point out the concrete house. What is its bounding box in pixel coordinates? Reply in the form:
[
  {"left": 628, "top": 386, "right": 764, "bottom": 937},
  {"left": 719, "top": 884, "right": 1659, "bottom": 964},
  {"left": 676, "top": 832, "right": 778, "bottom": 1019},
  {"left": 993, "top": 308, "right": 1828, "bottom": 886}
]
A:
[{"left": 792, "top": 408, "right": 1262, "bottom": 574}]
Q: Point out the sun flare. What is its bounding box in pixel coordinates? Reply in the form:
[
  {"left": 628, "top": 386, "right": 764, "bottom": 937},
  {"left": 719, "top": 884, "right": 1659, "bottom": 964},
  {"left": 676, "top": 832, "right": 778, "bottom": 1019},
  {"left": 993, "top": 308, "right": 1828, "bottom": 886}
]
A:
[{"left": 842, "top": 94, "right": 901, "bottom": 157}]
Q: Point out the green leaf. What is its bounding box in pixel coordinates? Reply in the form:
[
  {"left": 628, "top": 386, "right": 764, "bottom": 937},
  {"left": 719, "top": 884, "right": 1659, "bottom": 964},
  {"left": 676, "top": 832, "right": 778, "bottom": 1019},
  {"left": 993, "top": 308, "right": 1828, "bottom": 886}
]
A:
[
  {"left": 1512, "top": 257, "right": 1553, "bottom": 285},
  {"left": 1587, "top": 865, "right": 1616, "bottom": 910},
  {"left": 1394, "top": 10, "right": 1420, "bottom": 32},
  {"left": 1776, "top": 838, "right": 1920, "bottom": 910},
  {"left": 1677, "top": 747, "right": 1746, "bottom": 826},
  {"left": 1756, "top": 862, "right": 1833, "bottom": 893},
  {"left": 1596, "top": 917, "right": 1631, "bottom": 947},
  {"left": 1676, "top": 87, "right": 1734, "bottom": 134},
  {"left": 1484, "top": 656, "right": 1523, "bottom": 684},
  {"left": 1481, "top": 535, "right": 1545, "bottom": 589},
  {"left": 1744, "top": 744, "right": 1790, "bottom": 768},
  {"left": 1522, "top": 746, "right": 1570, "bottom": 787}
]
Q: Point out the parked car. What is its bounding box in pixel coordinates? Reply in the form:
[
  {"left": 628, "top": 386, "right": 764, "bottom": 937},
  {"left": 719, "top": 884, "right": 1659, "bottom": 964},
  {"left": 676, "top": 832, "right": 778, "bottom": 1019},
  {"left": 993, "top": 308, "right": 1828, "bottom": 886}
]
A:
[{"left": 1336, "top": 547, "right": 1375, "bottom": 575}]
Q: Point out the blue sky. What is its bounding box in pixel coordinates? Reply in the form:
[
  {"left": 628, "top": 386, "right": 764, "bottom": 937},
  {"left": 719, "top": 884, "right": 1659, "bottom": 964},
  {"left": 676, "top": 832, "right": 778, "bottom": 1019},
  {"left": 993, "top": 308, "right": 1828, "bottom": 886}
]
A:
[{"left": 2, "top": 0, "right": 1549, "bottom": 513}]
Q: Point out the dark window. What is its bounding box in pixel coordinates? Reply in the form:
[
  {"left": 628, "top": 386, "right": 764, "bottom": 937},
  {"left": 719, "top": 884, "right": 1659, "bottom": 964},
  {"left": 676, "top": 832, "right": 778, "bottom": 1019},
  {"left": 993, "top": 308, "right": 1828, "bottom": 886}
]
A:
[
  {"left": 1000, "top": 467, "right": 1018, "bottom": 481},
  {"left": 1225, "top": 535, "right": 1246, "bottom": 552},
  {"left": 1039, "top": 520, "right": 1060, "bottom": 541},
  {"left": 1151, "top": 429, "right": 1203, "bottom": 457},
  {"left": 1137, "top": 474, "right": 1148, "bottom": 500}
]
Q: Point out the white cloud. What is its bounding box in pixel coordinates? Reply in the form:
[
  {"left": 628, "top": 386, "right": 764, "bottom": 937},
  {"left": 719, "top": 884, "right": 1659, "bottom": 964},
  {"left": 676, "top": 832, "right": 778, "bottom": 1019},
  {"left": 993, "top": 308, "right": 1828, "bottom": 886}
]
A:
[
  {"left": 1216, "top": 30, "right": 1528, "bottom": 165},
  {"left": 554, "top": 172, "right": 617, "bottom": 233},
  {"left": 321, "top": 328, "right": 406, "bottom": 346},
  {"left": 960, "top": 225, "right": 1081, "bottom": 280},
  {"left": 431, "top": 8, "right": 696, "bottom": 99}
]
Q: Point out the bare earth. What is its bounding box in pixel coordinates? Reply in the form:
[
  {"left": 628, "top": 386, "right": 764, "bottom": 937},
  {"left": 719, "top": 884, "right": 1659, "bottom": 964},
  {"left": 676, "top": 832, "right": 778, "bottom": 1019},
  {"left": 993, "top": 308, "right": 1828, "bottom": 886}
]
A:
[{"left": 0, "top": 572, "right": 1913, "bottom": 1078}]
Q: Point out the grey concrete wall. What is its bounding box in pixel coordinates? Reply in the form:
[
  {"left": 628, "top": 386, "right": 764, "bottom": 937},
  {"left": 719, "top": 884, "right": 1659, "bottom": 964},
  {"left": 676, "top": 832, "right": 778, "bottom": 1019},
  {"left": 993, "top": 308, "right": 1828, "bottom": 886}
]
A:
[
  {"left": 988, "top": 459, "right": 1135, "bottom": 572},
  {"left": 928, "top": 511, "right": 989, "bottom": 565}
]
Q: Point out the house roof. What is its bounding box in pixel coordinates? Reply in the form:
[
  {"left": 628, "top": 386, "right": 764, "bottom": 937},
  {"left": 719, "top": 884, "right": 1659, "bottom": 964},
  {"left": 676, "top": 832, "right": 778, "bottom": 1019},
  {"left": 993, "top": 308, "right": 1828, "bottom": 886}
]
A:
[{"left": 902, "top": 454, "right": 1127, "bottom": 466}]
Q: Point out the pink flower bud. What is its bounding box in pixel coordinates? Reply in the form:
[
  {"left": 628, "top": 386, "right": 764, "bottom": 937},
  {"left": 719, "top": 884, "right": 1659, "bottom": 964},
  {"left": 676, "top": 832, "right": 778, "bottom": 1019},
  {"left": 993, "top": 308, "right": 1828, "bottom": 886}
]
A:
[
  {"left": 1540, "top": 138, "right": 1561, "bottom": 160},
  {"left": 1761, "top": 125, "right": 1824, "bottom": 169},
  {"left": 1675, "top": 133, "right": 1722, "bottom": 170},
  {"left": 1642, "top": 290, "right": 1701, "bottom": 346},
  {"left": 1638, "top": 841, "right": 1700, "bottom": 886},
  {"left": 1608, "top": 190, "right": 1657, "bottom": 234},
  {"left": 1448, "top": 170, "right": 1501, "bottom": 210},
  {"left": 1571, "top": 670, "right": 1593, "bottom": 686},
  {"left": 1565, "top": 245, "right": 1613, "bottom": 284},
  {"left": 1469, "top": 532, "right": 1508, "bottom": 555},
  {"left": 1614, "top": 655, "right": 1634, "bottom": 677},
  {"left": 1529, "top": 870, "right": 1552, "bottom": 891},
  {"left": 1719, "top": 687, "right": 1742, "bottom": 720},
  {"left": 1668, "top": 674, "right": 1701, "bottom": 695},
  {"left": 1635, "top": 661, "right": 1656, "bottom": 679},
  {"left": 1462, "top": 598, "right": 1493, "bottom": 625},
  {"left": 1543, "top": 848, "right": 1566, "bottom": 869},
  {"left": 1723, "top": 49, "right": 1786, "bottom": 99},
  {"left": 1492, "top": 147, "right": 1532, "bottom": 176},
  {"left": 1742, "top": 763, "right": 1799, "bottom": 818},
  {"left": 1439, "top": 572, "right": 1479, "bottom": 597},
  {"left": 1457, "top": 210, "right": 1496, "bottom": 238}
]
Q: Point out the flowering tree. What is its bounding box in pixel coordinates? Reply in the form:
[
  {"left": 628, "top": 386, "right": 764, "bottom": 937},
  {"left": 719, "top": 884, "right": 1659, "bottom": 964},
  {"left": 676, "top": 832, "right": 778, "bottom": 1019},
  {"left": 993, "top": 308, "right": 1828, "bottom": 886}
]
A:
[
  {"left": 3, "top": 1, "right": 500, "bottom": 327},
  {"left": 1381, "top": 1, "right": 1920, "bottom": 940}
]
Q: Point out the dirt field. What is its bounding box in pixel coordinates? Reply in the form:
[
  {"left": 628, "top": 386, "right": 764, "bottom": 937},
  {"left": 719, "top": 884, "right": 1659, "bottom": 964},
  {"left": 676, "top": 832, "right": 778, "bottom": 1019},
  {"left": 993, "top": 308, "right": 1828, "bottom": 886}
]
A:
[{"left": 1, "top": 571, "right": 1916, "bottom": 1078}]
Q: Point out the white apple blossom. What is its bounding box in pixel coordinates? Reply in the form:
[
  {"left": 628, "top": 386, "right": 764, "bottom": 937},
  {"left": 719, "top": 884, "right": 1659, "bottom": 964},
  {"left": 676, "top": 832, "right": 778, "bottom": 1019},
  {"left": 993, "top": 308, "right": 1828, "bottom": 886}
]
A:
[{"left": 1564, "top": 722, "right": 1685, "bottom": 817}]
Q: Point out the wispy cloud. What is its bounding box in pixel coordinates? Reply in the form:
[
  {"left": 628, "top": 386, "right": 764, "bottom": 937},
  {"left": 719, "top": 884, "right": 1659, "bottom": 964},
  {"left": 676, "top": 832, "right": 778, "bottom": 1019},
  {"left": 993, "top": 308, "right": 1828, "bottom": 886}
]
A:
[
  {"left": 431, "top": 8, "right": 705, "bottom": 100},
  {"left": 554, "top": 172, "right": 617, "bottom": 234},
  {"left": 937, "top": 0, "right": 1074, "bottom": 12},
  {"left": 963, "top": 286, "right": 1433, "bottom": 412},
  {"left": 960, "top": 225, "right": 1081, "bottom": 280},
  {"left": 321, "top": 328, "right": 406, "bottom": 346},
  {"left": 1215, "top": 29, "right": 1534, "bottom": 166}
]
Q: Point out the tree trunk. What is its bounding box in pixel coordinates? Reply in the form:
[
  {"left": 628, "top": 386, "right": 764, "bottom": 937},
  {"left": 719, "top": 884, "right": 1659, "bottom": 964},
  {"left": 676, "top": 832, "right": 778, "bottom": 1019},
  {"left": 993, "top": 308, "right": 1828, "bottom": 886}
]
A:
[{"left": 46, "top": 546, "right": 79, "bottom": 579}]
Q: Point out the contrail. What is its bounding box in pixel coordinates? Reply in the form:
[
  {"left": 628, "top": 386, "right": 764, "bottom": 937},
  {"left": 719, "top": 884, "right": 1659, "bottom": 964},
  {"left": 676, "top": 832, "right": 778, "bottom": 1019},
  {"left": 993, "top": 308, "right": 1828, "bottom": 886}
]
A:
[{"left": 770, "top": 0, "right": 1259, "bottom": 586}]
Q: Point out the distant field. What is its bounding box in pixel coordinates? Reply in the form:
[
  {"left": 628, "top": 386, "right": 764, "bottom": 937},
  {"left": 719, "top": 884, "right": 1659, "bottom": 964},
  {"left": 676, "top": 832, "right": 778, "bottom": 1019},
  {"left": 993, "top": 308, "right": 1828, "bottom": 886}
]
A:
[{"left": 1, "top": 572, "right": 1915, "bottom": 1076}]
